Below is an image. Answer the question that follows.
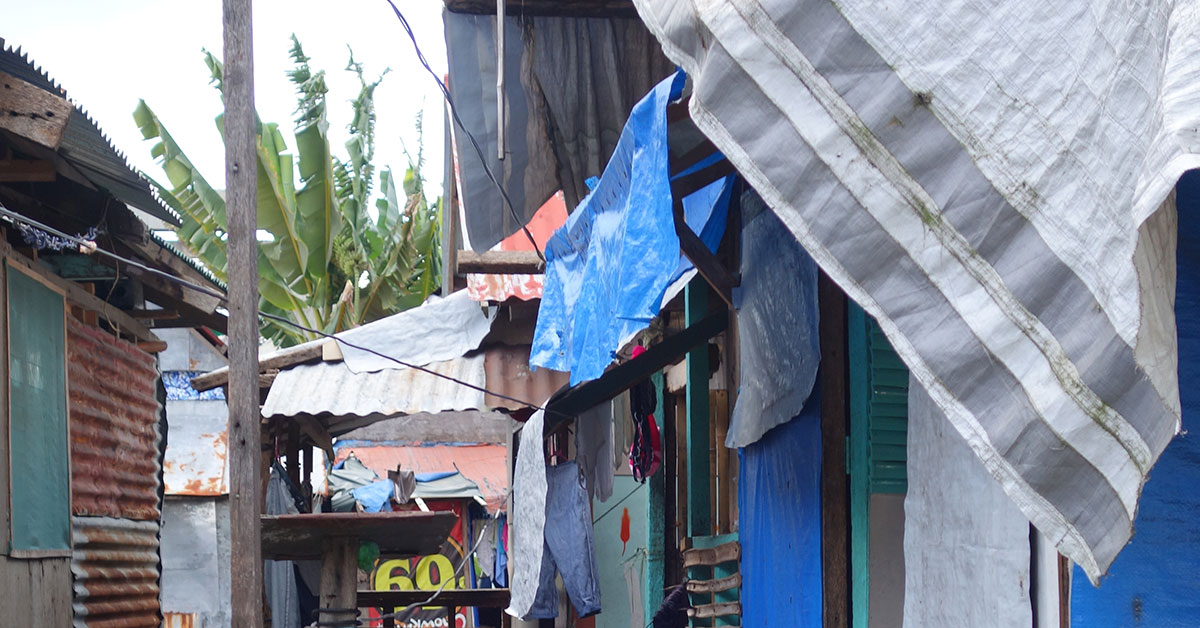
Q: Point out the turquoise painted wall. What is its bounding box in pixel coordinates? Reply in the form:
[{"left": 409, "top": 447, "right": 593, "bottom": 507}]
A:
[{"left": 592, "top": 475, "right": 649, "bottom": 628}]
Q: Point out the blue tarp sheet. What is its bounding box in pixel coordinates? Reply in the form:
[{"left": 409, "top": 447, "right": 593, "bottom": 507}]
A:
[
  {"left": 738, "top": 391, "right": 823, "bottom": 627},
  {"left": 531, "top": 70, "right": 732, "bottom": 384},
  {"left": 1070, "top": 171, "right": 1200, "bottom": 626}
]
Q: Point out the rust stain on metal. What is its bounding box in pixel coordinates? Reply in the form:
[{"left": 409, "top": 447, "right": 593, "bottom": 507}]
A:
[
  {"left": 164, "top": 430, "right": 228, "bottom": 496},
  {"left": 68, "top": 318, "right": 162, "bottom": 521},
  {"left": 163, "top": 612, "right": 196, "bottom": 628},
  {"left": 71, "top": 516, "right": 161, "bottom": 628}
]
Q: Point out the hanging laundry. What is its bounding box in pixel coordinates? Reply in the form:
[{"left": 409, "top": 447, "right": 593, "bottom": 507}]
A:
[
  {"left": 629, "top": 347, "right": 662, "bottom": 482},
  {"left": 506, "top": 410, "right": 549, "bottom": 619},
  {"left": 575, "top": 399, "right": 614, "bottom": 502},
  {"left": 525, "top": 461, "right": 602, "bottom": 619}
]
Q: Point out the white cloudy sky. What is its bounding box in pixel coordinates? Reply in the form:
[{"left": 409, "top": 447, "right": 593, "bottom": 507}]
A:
[{"left": 4, "top": 0, "right": 448, "bottom": 200}]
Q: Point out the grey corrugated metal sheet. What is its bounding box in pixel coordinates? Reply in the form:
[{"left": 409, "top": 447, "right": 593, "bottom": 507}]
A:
[
  {"left": 68, "top": 317, "right": 163, "bottom": 521},
  {"left": 71, "top": 516, "right": 161, "bottom": 628},
  {"left": 262, "top": 353, "right": 488, "bottom": 420},
  {"left": 0, "top": 45, "right": 180, "bottom": 225}
]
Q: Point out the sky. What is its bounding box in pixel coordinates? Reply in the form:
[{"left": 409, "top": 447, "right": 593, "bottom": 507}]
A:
[{"left": 4, "top": 0, "right": 449, "bottom": 202}]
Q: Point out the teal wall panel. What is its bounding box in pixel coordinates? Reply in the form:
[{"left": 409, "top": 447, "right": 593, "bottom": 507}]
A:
[
  {"left": 593, "top": 475, "right": 649, "bottom": 628},
  {"left": 7, "top": 266, "right": 70, "bottom": 553}
]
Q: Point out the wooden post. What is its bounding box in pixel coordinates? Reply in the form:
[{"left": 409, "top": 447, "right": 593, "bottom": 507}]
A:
[
  {"left": 819, "top": 273, "right": 850, "bottom": 628},
  {"left": 223, "top": 0, "right": 262, "bottom": 626},
  {"left": 685, "top": 278, "right": 711, "bottom": 537},
  {"left": 319, "top": 537, "right": 359, "bottom": 624}
]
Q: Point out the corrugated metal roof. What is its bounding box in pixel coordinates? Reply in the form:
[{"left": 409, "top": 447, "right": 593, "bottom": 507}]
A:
[
  {"left": 71, "top": 516, "right": 161, "bottom": 628},
  {"left": 0, "top": 44, "right": 180, "bottom": 226},
  {"left": 262, "top": 353, "right": 488, "bottom": 419},
  {"left": 68, "top": 317, "right": 163, "bottom": 521},
  {"left": 484, "top": 344, "right": 569, "bottom": 410},
  {"left": 333, "top": 443, "right": 508, "bottom": 512}
]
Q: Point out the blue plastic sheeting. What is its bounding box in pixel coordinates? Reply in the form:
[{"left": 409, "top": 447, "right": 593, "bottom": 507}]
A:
[
  {"left": 351, "top": 479, "right": 394, "bottom": 513},
  {"left": 726, "top": 191, "right": 820, "bottom": 448},
  {"left": 531, "top": 70, "right": 732, "bottom": 384},
  {"left": 738, "top": 390, "right": 823, "bottom": 627},
  {"left": 1070, "top": 171, "right": 1200, "bottom": 626}
]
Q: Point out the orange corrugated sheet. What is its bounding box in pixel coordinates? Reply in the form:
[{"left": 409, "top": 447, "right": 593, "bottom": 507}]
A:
[{"left": 334, "top": 444, "right": 508, "bottom": 512}]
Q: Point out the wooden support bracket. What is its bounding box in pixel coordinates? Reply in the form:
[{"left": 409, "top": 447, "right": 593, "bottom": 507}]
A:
[{"left": 669, "top": 149, "right": 739, "bottom": 309}]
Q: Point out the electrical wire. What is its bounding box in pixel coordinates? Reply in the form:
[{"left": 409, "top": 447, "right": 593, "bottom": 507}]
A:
[
  {"left": 592, "top": 480, "right": 648, "bottom": 526},
  {"left": 382, "top": 0, "right": 545, "bottom": 261},
  {"left": 0, "top": 205, "right": 561, "bottom": 416},
  {"left": 1, "top": 205, "right": 567, "bottom": 622}
]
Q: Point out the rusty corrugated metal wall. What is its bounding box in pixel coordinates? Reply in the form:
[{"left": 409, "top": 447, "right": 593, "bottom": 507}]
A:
[
  {"left": 67, "top": 318, "right": 163, "bottom": 627},
  {"left": 71, "top": 517, "right": 161, "bottom": 628}
]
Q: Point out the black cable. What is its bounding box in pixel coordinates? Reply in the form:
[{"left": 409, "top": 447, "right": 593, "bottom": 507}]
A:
[
  {"left": 592, "top": 480, "right": 647, "bottom": 525},
  {"left": 0, "top": 205, "right": 563, "bottom": 416},
  {"left": 382, "top": 0, "right": 545, "bottom": 261}
]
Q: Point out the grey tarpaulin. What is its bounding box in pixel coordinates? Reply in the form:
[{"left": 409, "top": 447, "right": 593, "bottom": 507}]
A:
[
  {"left": 506, "top": 408, "right": 548, "bottom": 618},
  {"left": 265, "top": 466, "right": 301, "bottom": 628},
  {"left": 726, "top": 189, "right": 820, "bottom": 448},
  {"left": 904, "top": 380, "right": 1031, "bottom": 627},
  {"left": 634, "top": 0, "right": 1194, "bottom": 580},
  {"left": 445, "top": 12, "right": 673, "bottom": 252}
]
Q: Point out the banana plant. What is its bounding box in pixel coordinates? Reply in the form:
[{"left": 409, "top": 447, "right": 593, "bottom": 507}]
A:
[{"left": 134, "top": 36, "right": 440, "bottom": 346}]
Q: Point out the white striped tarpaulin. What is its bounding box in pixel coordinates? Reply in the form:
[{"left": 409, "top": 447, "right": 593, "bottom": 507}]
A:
[{"left": 633, "top": 0, "right": 1200, "bottom": 581}]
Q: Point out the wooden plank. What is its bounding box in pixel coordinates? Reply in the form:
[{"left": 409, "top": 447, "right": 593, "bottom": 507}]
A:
[
  {"left": 685, "top": 573, "right": 742, "bottom": 594},
  {"left": 126, "top": 308, "right": 180, "bottom": 320},
  {"left": 136, "top": 340, "right": 168, "bottom": 354},
  {"left": 357, "top": 589, "right": 511, "bottom": 608},
  {"left": 0, "top": 240, "right": 158, "bottom": 343},
  {"left": 688, "top": 602, "right": 741, "bottom": 619},
  {"left": 712, "top": 390, "right": 730, "bottom": 534},
  {"left": 192, "top": 339, "right": 328, "bottom": 391},
  {"left": 681, "top": 541, "right": 740, "bottom": 568},
  {"left": 0, "top": 159, "right": 55, "bottom": 183},
  {"left": 456, "top": 250, "right": 544, "bottom": 275},
  {"left": 0, "top": 71, "right": 72, "bottom": 150},
  {"left": 819, "top": 273, "right": 850, "bottom": 628},
  {"left": 444, "top": 0, "right": 637, "bottom": 17},
  {"left": 262, "top": 512, "right": 455, "bottom": 560},
  {"left": 543, "top": 310, "right": 728, "bottom": 425},
  {"left": 847, "top": 301, "right": 870, "bottom": 628},
  {"left": 685, "top": 279, "right": 711, "bottom": 537},
  {"left": 223, "top": 0, "right": 262, "bottom": 625},
  {"left": 319, "top": 537, "right": 358, "bottom": 624}
]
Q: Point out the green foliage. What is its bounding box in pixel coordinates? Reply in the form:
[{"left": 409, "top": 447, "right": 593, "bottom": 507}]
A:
[{"left": 135, "top": 36, "right": 441, "bottom": 346}]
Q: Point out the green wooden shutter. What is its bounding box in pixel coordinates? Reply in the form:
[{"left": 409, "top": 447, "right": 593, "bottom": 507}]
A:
[
  {"left": 7, "top": 263, "right": 70, "bottom": 555},
  {"left": 865, "top": 321, "right": 909, "bottom": 494},
  {"left": 848, "top": 303, "right": 910, "bottom": 628}
]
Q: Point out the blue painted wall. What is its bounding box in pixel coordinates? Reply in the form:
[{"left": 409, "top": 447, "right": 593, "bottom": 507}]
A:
[
  {"left": 1071, "top": 171, "right": 1200, "bottom": 626},
  {"left": 739, "top": 392, "right": 823, "bottom": 627}
]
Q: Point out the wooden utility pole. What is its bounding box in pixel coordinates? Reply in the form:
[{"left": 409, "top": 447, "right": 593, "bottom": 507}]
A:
[{"left": 223, "top": 0, "right": 262, "bottom": 626}]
